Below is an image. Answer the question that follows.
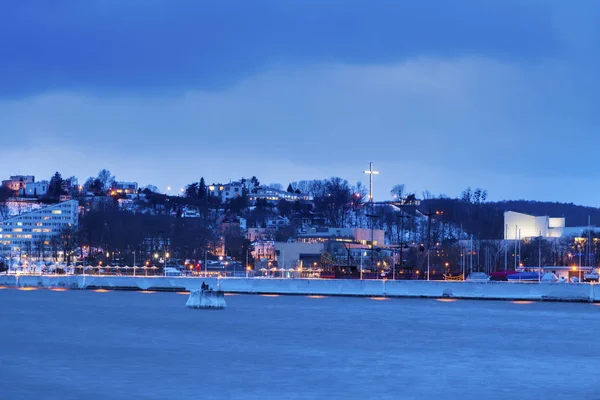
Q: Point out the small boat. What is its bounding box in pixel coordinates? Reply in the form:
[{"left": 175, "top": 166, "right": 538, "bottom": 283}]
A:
[
  {"left": 489, "top": 270, "right": 518, "bottom": 281},
  {"left": 540, "top": 272, "right": 559, "bottom": 282},
  {"left": 507, "top": 272, "right": 542, "bottom": 281},
  {"left": 466, "top": 272, "right": 490, "bottom": 282},
  {"left": 584, "top": 271, "right": 599, "bottom": 282}
]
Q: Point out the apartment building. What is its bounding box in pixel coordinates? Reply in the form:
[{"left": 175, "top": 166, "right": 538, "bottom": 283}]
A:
[{"left": 0, "top": 200, "right": 79, "bottom": 255}]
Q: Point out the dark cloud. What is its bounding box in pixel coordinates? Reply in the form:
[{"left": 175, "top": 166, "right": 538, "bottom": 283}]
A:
[{"left": 0, "top": 0, "right": 566, "bottom": 97}]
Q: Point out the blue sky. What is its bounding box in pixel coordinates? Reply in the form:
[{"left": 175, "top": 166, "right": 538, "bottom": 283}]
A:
[{"left": 1, "top": 1, "right": 600, "bottom": 204}]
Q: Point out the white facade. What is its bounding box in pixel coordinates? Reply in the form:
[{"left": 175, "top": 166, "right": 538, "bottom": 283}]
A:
[
  {"left": 24, "top": 181, "right": 49, "bottom": 197},
  {"left": 504, "top": 211, "right": 565, "bottom": 239},
  {"left": 251, "top": 240, "right": 276, "bottom": 261},
  {"left": 274, "top": 242, "right": 325, "bottom": 269},
  {"left": 249, "top": 187, "right": 311, "bottom": 203},
  {"left": 208, "top": 181, "right": 244, "bottom": 201},
  {"left": 0, "top": 200, "right": 79, "bottom": 255}
]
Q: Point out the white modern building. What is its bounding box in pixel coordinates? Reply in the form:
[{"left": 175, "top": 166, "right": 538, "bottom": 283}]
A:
[
  {"left": 504, "top": 211, "right": 600, "bottom": 240},
  {"left": 0, "top": 200, "right": 79, "bottom": 256},
  {"left": 503, "top": 211, "right": 565, "bottom": 240},
  {"left": 274, "top": 242, "right": 325, "bottom": 269}
]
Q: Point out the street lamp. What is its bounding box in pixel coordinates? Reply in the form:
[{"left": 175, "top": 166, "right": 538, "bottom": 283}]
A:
[
  {"left": 164, "top": 252, "right": 170, "bottom": 276},
  {"left": 360, "top": 251, "right": 367, "bottom": 280}
]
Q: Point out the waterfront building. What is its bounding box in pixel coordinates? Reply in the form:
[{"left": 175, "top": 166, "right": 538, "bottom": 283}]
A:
[
  {"left": 273, "top": 242, "right": 325, "bottom": 270},
  {"left": 0, "top": 200, "right": 79, "bottom": 257},
  {"left": 504, "top": 211, "right": 600, "bottom": 239}
]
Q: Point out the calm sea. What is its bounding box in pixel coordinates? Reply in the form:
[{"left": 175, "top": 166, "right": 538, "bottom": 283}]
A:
[{"left": 0, "top": 288, "right": 598, "bottom": 399}]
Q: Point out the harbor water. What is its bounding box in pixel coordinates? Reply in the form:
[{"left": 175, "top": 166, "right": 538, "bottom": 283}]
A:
[{"left": 0, "top": 288, "right": 598, "bottom": 399}]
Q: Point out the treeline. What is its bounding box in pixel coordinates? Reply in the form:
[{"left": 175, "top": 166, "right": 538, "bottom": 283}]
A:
[{"left": 79, "top": 210, "right": 216, "bottom": 264}]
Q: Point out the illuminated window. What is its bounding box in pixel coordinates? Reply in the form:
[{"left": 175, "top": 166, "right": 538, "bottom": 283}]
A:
[
  {"left": 36, "top": 222, "right": 43, "bottom": 226},
  {"left": 17, "top": 222, "right": 22, "bottom": 226},
  {"left": 32, "top": 229, "right": 41, "bottom": 233},
  {"left": 52, "top": 210, "right": 62, "bottom": 214},
  {"left": 23, "top": 235, "right": 32, "bottom": 239},
  {"left": 42, "top": 229, "right": 51, "bottom": 233},
  {"left": 12, "top": 228, "right": 22, "bottom": 233},
  {"left": 43, "top": 216, "right": 51, "bottom": 220}
]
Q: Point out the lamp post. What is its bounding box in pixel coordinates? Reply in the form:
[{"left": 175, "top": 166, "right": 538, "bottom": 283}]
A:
[
  {"left": 394, "top": 250, "right": 398, "bottom": 280},
  {"left": 245, "top": 246, "right": 249, "bottom": 279},
  {"left": 164, "top": 252, "right": 169, "bottom": 276},
  {"left": 204, "top": 249, "right": 208, "bottom": 276},
  {"left": 360, "top": 251, "right": 366, "bottom": 280}
]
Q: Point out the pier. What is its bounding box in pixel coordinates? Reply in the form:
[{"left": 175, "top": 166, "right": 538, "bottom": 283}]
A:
[{"left": 0, "top": 274, "right": 598, "bottom": 302}]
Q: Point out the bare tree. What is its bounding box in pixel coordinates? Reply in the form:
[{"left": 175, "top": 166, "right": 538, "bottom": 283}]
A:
[
  {"left": 58, "top": 226, "right": 79, "bottom": 265},
  {"left": 34, "top": 236, "right": 46, "bottom": 261},
  {"left": 390, "top": 184, "right": 405, "bottom": 200}
]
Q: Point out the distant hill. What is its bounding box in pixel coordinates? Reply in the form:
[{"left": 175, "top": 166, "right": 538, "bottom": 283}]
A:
[{"left": 419, "top": 198, "right": 600, "bottom": 240}]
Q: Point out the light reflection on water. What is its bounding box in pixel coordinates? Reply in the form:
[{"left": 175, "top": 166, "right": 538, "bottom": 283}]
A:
[{"left": 436, "top": 298, "right": 457, "bottom": 302}]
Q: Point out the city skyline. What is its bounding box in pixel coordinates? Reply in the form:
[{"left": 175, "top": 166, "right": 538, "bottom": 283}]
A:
[{"left": 2, "top": 1, "right": 600, "bottom": 205}]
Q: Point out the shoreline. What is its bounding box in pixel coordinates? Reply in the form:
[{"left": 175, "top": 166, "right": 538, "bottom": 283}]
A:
[{"left": 1, "top": 274, "right": 598, "bottom": 303}]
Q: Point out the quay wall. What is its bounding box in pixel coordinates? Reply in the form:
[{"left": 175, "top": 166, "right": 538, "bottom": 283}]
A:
[{"left": 0, "top": 275, "right": 597, "bottom": 302}]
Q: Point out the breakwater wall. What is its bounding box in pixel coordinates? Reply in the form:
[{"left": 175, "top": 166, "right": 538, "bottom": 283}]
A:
[{"left": 1, "top": 274, "right": 598, "bottom": 302}]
